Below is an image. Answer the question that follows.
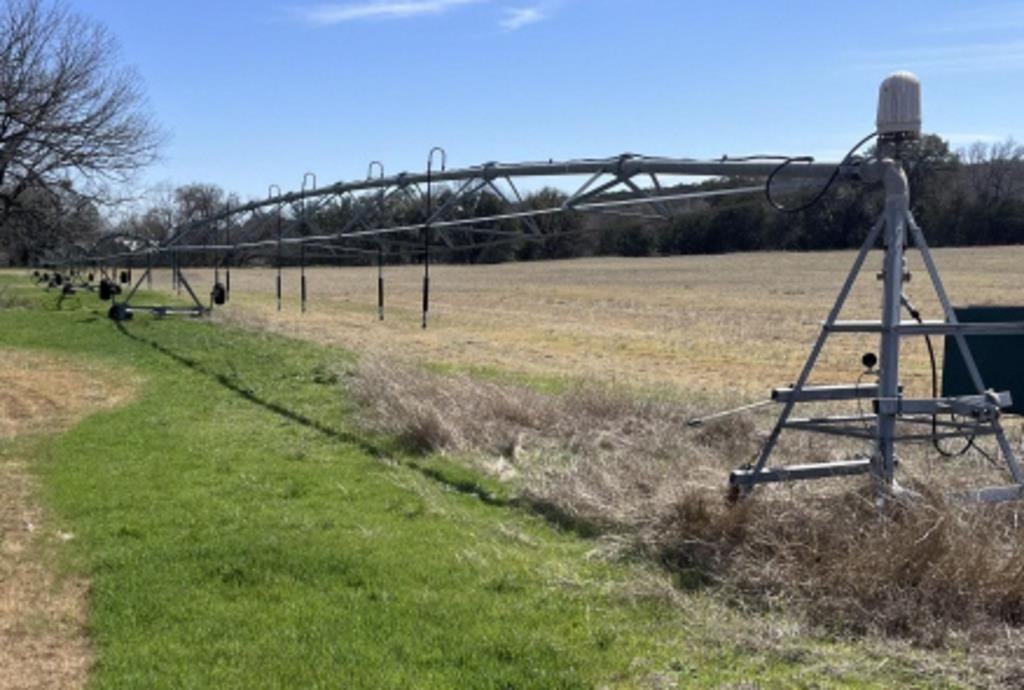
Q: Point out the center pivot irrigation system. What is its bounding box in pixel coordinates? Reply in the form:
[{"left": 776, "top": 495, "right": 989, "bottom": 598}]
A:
[{"left": 40, "top": 72, "right": 1024, "bottom": 503}]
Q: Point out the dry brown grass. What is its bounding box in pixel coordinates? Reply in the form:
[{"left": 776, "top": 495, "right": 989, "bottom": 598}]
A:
[
  {"left": 0, "top": 350, "right": 137, "bottom": 690},
  {"left": 649, "top": 487, "right": 1024, "bottom": 645},
  {"left": 349, "top": 355, "right": 1024, "bottom": 661},
  {"left": 0, "top": 350, "right": 136, "bottom": 439}
]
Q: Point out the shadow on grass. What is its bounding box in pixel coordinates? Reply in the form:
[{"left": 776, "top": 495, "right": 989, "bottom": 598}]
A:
[
  {"left": 403, "top": 458, "right": 513, "bottom": 508},
  {"left": 113, "top": 321, "right": 384, "bottom": 458},
  {"left": 111, "top": 321, "right": 531, "bottom": 511},
  {"left": 513, "top": 496, "right": 606, "bottom": 539},
  {"left": 398, "top": 455, "right": 611, "bottom": 541}
]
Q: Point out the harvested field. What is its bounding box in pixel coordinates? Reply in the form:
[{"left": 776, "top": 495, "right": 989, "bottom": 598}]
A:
[
  {"left": 0, "top": 350, "right": 136, "bottom": 690},
  {"left": 181, "top": 246, "right": 1024, "bottom": 400}
]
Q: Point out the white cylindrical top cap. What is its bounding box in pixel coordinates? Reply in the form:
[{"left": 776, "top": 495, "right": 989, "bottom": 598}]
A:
[{"left": 876, "top": 71, "right": 922, "bottom": 138}]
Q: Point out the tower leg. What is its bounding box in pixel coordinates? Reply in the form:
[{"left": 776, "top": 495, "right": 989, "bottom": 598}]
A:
[
  {"left": 875, "top": 161, "right": 911, "bottom": 489},
  {"left": 744, "top": 215, "right": 885, "bottom": 484}
]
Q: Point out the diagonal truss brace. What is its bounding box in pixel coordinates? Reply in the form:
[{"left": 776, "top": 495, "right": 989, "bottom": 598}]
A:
[{"left": 731, "top": 157, "right": 1024, "bottom": 503}]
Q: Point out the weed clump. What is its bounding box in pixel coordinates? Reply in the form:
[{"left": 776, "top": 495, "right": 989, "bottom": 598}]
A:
[
  {"left": 349, "top": 356, "right": 1024, "bottom": 647},
  {"left": 649, "top": 487, "right": 1024, "bottom": 645},
  {"left": 349, "top": 356, "right": 553, "bottom": 455}
]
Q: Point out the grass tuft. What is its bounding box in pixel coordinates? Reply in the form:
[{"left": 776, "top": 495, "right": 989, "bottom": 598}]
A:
[
  {"left": 350, "top": 355, "right": 1024, "bottom": 652},
  {"left": 649, "top": 485, "right": 1024, "bottom": 646}
]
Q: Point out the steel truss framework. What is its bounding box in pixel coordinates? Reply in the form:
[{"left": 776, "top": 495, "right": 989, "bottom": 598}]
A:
[
  {"left": 40, "top": 148, "right": 1024, "bottom": 502},
  {"left": 728, "top": 154, "right": 1024, "bottom": 502},
  {"left": 64, "top": 153, "right": 828, "bottom": 319}
]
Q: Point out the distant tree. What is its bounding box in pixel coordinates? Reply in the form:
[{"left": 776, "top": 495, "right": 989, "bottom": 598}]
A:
[
  {"left": 173, "top": 183, "right": 227, "bottom": 224},
  {"left": 313, "top": 195, "right": 356, "bottom": 231},
  {"left": 961, "top": 139, "right": 1024, "bottom": 205},
  {"left": 136, "top": 202, "right": 176, "bottom": 243},
  {"left": 0, "top": 0, "right": 161, "bottom": 260},
  {"left": 441, "top": 190, "right": 519, "bottom": 264},
  {"left": 516, "top": 188, "right": 583, "bottom": 260},
  {"left": 113, "top": 204, "right": 172, "bottom": 246},
  {"left": 2, "top": 180, "right": 101, "bottom": 264},
  {"left": 960, "top": 140, "right": 1024, "bottom": 244},
  {"left": 597, "top": 223, "right": 656, "bottom": 257},
  {"left": 887, "top": 134, "right": 958, "bottom": 244},
  {"left": 110, "top": 183, "right": 175, "bottom": 244}
]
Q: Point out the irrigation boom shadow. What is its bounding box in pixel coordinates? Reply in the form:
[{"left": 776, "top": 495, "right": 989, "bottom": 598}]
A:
[
  {"left": 110, "top": 321, "right": 523, "bottom": 507},
  {"left": 112, "top": 321, "right": 380, "bottom": 457}
]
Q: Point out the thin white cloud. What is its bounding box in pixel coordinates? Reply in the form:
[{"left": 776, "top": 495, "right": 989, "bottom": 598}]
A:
[
  {"left": 299, "top": 0, "right": 483, "bottom": 25},
  {"left": 500, "top": 6, "right": 544, "bottom": 31}
]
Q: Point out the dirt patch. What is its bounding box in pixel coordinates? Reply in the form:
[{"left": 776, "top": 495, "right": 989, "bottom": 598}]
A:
[
  {"left": 0, "top": 349, "right": 137, "bottom": 690},
  {"left": 0, "top": 350, "right": 134, "bottom": 439}
]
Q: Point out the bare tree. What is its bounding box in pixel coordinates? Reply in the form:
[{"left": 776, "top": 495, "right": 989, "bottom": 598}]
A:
[
  {"left": 962, "top": 139, "right": 1024, "bottom": 204},
  {"left": 0, "top": 0, "right": 161, "bottom": 247},
  {"left": 2, "top": 179, "right": 102, "bottom": 264},
  {"left": 114, "top": 202, "right": 174, "bottom": 245},
  {"left": 173, "top": 182, "right": 226, "bottom": 224}
]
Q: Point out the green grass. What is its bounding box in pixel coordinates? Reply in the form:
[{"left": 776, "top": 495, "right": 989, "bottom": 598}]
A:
[
  {"left": 0, "top": 275, "right": 962, "bottom": 689},
  {"left": 425, "top": 361, "right": 578, "bottom": 396}
]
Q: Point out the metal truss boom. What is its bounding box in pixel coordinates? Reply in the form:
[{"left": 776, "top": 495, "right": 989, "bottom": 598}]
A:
[{"left": 154, "top": 154, "right": 844, "bottom": 251}]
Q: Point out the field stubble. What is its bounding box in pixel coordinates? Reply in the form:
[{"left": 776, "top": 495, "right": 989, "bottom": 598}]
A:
[
  {"left": 189, "top": 247, "right": 1024, "bottom": 401},
  {"left": 181, "top": 248, "right": 1024, "bottom": 682}
]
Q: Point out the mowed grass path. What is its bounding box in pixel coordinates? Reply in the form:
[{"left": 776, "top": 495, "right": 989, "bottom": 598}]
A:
[{"left": 0, "top": 280, "right": 951, "bottom": 688}]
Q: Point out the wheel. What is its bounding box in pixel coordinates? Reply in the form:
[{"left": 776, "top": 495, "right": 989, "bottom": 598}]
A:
[{"left": 107, "top": 303, "right": 132, "bottom": 321}]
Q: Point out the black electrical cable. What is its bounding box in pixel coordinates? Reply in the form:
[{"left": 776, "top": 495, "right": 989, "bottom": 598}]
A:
[
  {"left": 973, "top": 437, "right": 1002, "bottom": 469},
  {"left": 765, "top": 130, "right": 879, "bottom": 213},
  {"left": 923, "top": 330, "right": 975, "bottom": 458},
  {"left": 904, "top": 298, "right": 977, "bottom": 458}
]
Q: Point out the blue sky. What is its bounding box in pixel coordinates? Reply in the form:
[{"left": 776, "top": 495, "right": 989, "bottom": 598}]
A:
[{"left": 69, "top": 0, "right": 1024, "bottom": 203}]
